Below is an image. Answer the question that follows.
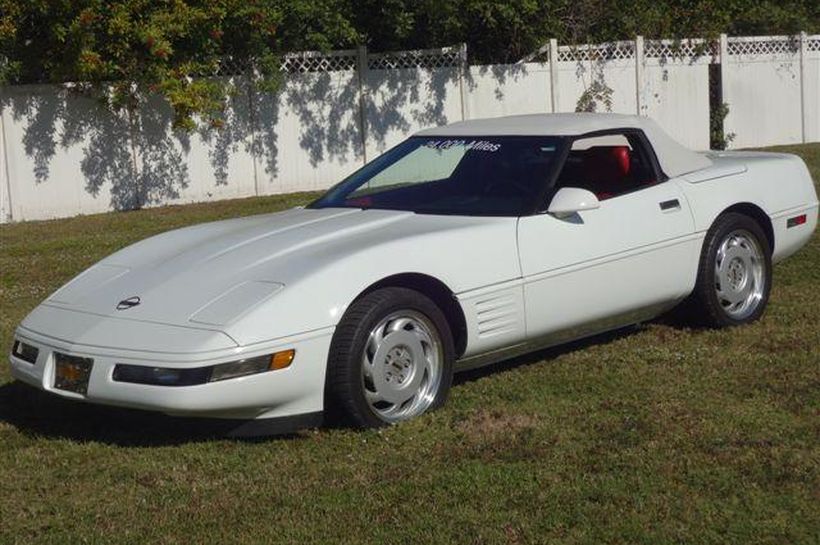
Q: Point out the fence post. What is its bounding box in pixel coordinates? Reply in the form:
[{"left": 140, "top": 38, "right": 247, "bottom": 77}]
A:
[
  {"left": 718, "top": 34, "right": 730, "bottom": 147},
  {"left": 356, "top": 45, "right": 369, "bottom": 164},
  {"left": 635, "top": 35, "right": 645, "bottom": 115},
  {"left": 458, "top": 43, "right": 469, "bottom": 121},
  {"left": 799, "top": 31, "right": 808, "bottom": 143},
  {"left": 0, "top": 102, "right": 11, "bottom": 223},
  {"left": 247, "top": 78, "right": 260, "bottom": 197},
  {"left": 125, "top": 104, "right": 143, "bottom": 209},
  {"left": 549, "top": 38, "right": 559, "bottom": 112}
]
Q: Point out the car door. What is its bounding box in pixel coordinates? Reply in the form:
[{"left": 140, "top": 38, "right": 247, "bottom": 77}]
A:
[{"left": 517, "top": 131, "right": 699, "bottom": 341}]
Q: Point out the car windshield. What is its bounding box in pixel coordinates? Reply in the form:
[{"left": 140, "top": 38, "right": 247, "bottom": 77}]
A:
[{"left": 309, "top": 136, "right": 564, "bottom": 216}]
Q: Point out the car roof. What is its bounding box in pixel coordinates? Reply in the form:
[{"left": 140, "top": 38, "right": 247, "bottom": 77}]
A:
[{"left": 415, "top": 113, "right": 713, "bottom": 178}]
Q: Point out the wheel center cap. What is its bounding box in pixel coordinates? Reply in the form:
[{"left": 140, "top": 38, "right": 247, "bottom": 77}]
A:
[
  {"left": 384, "top": 345, "right": 413, "bottom": 385},
  {"left": 727, "top": 257, "right": 747, "bottom": 291}
]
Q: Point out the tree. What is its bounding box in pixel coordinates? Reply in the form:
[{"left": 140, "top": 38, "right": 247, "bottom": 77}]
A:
[
  {"left": 0, "top": 0, "right": 358, "bottom": 130},
  {"left": 350, "top": 0, "right": 818, "bottom": 63},
  {"left": 1, "top": 0, "right": 817, "bottom": 129}
]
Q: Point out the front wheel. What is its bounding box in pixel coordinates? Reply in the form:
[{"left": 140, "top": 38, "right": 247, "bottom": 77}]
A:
[
  {"left": 687, "top": 212, "right": 772, "bottom": 328},
  {"left": 325, "top": 287, "right": 455, "bottom": 428}
]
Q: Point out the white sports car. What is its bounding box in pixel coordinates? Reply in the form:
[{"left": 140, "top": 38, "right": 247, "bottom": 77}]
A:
[{"left": 9, "top": 114, "right": 818, "bottom": 435}]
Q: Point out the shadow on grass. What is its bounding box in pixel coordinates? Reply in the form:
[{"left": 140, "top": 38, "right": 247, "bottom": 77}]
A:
[
  {"left": 453, "top": 324, "right": 644, "bottom": 386},
  {"left": 0, "top": 381, "right": 307, "bottom": 446},
  {"left": 0, "top": 324, "right": 645, "bottom": 446}
]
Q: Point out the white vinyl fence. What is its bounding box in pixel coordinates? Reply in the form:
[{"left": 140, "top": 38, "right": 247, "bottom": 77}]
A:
[
  {"left": 720, "top": 34, "right": 820, "bottom": 148},
  {"left": 0, "top": 34, "right": 818, "bottom": 223}
]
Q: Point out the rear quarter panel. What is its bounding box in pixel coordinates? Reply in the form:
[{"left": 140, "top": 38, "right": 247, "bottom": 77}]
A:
[{"left": 680, "top": 152, "right": 818, "bottom": 263}]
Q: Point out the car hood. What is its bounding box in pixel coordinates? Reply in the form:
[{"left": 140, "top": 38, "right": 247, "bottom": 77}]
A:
[{"left": 39, "top": 207, "right": 518, "bottom": 337}]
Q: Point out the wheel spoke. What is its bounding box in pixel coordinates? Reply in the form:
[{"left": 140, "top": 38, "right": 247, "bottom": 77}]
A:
[
  {"left": 715, "top": 267, "right": 733, "bottom": 302},
  {"left": 734, "top": 280, "right": 753, "bottom": 304},
  {"left": 723, "top": 282, "right": 746, "bottom": 305},
  {"left": 387, "top": 317, "right": 413, "bottom": 333},
  {"left": 410, "top": 327, "right": 433, "bottom": 348},
  {"left": 396, "top": 388, "right": 418, "bottom": 408},
  {"left": 376, "top": 402, "right": 405, "bottom": 420},
  {"left": 361, "top": 351, "right": 373, "bottom": 378},
  {"left": 418, "top": 344, "right": 436, "bottom": 376},
  {"left": 367, "top": 325, "right": 385, "bottom": 356},
  {"left": 719, "top": 283, "right": 745, "bottom": 304},
  {"left": 364, "top": 388, "right": 383, "bottom": 404}
]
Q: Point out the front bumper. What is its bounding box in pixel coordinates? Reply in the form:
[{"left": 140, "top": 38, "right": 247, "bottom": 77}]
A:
[{"left": 9, "top": 322, "right": 334, "bottom": 421}]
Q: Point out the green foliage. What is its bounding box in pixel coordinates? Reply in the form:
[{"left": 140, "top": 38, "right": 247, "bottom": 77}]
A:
[
  {"left": 0, "top": 1, "right": 357, "bottom": 129},
  {"left": 349, "top": 0, "right": 819, "bottom": 63},
  {"left": 575, "top": 80, "right": 614, "bottom": 113},
  {"left": 710, "top": 102, "right": 736, "bottom": 150},
  {"left": 0, "top": 1, "right": 818, "bottom": 129}
]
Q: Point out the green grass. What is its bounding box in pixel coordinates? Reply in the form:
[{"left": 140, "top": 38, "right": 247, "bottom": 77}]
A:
[{"left": 1, "top": 145, "right": 819, "bottom": 545}]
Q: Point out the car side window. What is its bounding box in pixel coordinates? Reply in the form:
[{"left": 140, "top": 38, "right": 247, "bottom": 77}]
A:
[{"left": 555, "top": 132, "right": 658, "bottom": 201}]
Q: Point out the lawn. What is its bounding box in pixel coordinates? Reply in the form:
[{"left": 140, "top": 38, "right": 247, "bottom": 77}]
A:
[{"left": 0, "top": 145, "right": 818, "bottom": 545}]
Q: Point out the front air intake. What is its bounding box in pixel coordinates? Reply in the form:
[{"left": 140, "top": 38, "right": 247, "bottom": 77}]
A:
[{"left": 11, "top": 340, "right": 39, "bottom": 364}]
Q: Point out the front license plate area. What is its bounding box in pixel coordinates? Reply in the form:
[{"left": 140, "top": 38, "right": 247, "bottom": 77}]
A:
[{"left": 54, "top": 353, "right": 94, "bottom": 395}]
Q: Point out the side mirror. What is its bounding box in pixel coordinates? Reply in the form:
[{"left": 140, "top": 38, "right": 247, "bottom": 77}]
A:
[{"left": 547, "top": 187, "right": 600, "bottom": 218}]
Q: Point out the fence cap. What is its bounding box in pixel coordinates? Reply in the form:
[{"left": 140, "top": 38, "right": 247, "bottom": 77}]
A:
[{"left": 416, "top": 113, "right": 713, "bottom": 177}]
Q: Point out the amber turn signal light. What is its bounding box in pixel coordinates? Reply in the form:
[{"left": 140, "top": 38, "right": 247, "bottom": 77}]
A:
[{"left": 270, "top": 349, "right": 295, "bottom": 370}]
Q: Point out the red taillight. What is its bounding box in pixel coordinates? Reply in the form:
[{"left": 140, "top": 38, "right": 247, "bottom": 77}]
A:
[{"left": 787, "top": 214, "right": 807, "bottom": 228}]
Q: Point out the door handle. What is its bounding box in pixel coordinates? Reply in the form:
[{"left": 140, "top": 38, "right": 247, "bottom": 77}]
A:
[{"left": 659, "top": 199, "right": 681, "bottom": 211}]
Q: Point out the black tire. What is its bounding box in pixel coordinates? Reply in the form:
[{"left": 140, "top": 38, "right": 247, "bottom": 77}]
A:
[
  {"left": 684, "top": 212, "right": 772, "bottom": 328},
  {"left": 325, "top": 287, "right": 455, "bottom": 428}
]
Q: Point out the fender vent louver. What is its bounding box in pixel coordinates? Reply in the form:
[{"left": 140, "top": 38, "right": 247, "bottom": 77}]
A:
[{"left": 474, "top": 294, "right": 519, "bottom": 339}]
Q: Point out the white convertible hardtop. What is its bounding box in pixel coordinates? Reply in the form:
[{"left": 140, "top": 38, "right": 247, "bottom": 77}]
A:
[{"left": 416, "top": 113, "right": 712, "bottom": 178}]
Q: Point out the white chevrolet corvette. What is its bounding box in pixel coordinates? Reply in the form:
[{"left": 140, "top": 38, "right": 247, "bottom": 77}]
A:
[{"left": 9, "top": 114, "right": 818, "bottom": 434}]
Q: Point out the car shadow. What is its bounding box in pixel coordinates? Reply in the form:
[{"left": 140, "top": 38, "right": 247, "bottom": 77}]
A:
[
  {"left": 0, "top": 381, "right": 307, "bottom": 446},
  {"left": 0, "top": 324, "right": 645, "bottom": 446},
  {"left": 453, "top": 324, "right": 643, "bottom": 386}
]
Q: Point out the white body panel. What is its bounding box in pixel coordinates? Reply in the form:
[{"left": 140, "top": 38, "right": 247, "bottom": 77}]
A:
[
  {"left": 12, "top": 322, "right": 333, "bottom": 420},
  {"left": 9, "top": 114, "right": 818, "bottom": 423},
  {"left": 518, "top": 180, "right": 699, "bottom": 340},
  {"left": 681, "top": 151, "right": 819, "bottom": 263},
  {"left": 42, "top": 208, "right": 520, "bottom": 346}
]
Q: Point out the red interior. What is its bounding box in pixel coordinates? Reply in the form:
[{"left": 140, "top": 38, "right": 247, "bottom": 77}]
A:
[
  {"left": 346, "top": 196, "right": 373, "bottom": 207},
  {"left": 580, "top": 145, "right": 632, "bottom": 200},
  {"left": 584, "top": 146, "right": 631, "bottom": 182}
]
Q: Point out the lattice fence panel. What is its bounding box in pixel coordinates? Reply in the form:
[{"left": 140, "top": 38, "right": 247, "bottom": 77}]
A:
[
  {"left": 556, "top": 41, "right": 635, "bottom": 62},
  {"left": 644, "top": 39, "right": 716, "bottom": 60},
  {"left": 208, "top": 53, "right": 358, "bottom": 77},
  {"left": 280, "top": 50, "right": 358, "bottom": 73},
  {"left": 367, "top": 47, "right": 463, "bottom": 71},
  {"left": 214, "top": 57, "right": 250, "bottom": 77},
  {"left": 213, "top": 47, "right": 459, "bottom": 76},
  {"left": 807, "top": 36, "right": 820, "bottom": 53},
  {"left": 727, "top": 36, "right": 799, "bottom": 58}
]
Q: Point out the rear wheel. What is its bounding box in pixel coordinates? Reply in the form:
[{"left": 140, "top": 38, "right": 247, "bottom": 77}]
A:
[
  {"left": 325, "top": 287, "right": 454, "bottom": 428},
  {"left": 687, "top": 213, "right": 772, "bottom": 327}
]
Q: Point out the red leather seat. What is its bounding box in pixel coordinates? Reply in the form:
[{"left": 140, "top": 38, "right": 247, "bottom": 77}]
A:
[{"left": 581, "top": 146, "right": 631, "bottom": 200}]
